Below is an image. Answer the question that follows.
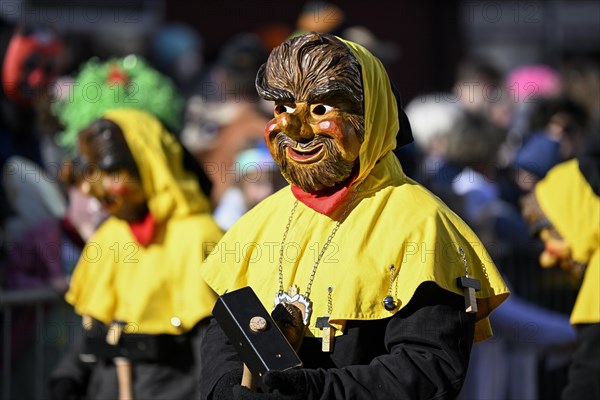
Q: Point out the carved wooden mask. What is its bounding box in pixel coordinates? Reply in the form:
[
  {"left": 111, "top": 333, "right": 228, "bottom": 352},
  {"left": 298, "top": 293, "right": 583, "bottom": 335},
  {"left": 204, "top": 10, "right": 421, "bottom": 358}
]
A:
[{"left": 256, "top": 33, "right": 365, "bottom": 193}]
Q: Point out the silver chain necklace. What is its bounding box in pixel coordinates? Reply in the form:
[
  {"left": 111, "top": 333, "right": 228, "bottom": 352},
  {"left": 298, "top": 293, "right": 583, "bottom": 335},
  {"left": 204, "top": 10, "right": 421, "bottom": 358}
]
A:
[{"left": 275, "top": 184, "right": 362, "bottom": 325}]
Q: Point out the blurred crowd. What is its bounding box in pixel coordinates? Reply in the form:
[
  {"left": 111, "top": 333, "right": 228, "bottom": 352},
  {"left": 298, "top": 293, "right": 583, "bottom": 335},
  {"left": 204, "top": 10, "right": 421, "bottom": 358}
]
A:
[{"left": 0, "top": 1, "right": 598, "bottom": 399}]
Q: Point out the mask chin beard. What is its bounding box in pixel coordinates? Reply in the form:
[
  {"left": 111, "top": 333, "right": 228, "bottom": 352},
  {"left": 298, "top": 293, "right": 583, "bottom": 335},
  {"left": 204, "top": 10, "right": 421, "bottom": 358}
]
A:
[
  {"left": 286, "top": 160, "right": 355, "bottom": 193},
  {"left": 273, "top": 134, "right": 356, "bottom": 193},
  {"left": 116, "top": 204, "right": 149, "bottom": 223}
]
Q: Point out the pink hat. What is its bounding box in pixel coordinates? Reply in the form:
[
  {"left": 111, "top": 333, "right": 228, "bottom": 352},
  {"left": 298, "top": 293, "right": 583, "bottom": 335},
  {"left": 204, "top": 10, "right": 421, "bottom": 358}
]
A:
[{"left": 506, "top": 64, "right": 562, "bottom": 101}]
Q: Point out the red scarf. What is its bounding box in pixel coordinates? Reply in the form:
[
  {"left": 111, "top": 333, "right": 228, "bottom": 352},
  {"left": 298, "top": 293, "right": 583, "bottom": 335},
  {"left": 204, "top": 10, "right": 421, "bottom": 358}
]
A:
[
  {"left": 128, "top": 213, "right": 156, "bottom": 246},
  {"left": 290, "top": 174, "right": 357, "bottom": 216}
]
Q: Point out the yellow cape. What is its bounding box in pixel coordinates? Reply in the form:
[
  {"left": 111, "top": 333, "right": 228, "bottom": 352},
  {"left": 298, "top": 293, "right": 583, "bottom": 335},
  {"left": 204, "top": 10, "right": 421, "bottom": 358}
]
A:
[
  {"left": 66, "top": 109, "right": 223, "bottom": 334},
  {"left": 200, "top": 37, "right": 508, "bottom": 342},
  {"left": 536, "top": 159, "right": 600, "bottom": 324}
]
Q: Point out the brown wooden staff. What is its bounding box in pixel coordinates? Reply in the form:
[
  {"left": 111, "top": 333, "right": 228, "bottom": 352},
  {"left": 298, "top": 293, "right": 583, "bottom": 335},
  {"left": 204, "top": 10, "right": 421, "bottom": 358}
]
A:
[
  {"left": 114, "top": 357, "right": 133, "bottom": 400},
  {"left": 241, "top": 364, "right": 256, "bottom": 390},
  {"left": 107, "top": 321, "right": 133, "bottom": 400}
]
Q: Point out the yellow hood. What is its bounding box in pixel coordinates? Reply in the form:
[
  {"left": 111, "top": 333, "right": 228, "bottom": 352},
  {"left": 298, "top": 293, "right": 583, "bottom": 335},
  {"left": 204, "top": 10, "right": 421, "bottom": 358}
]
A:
[
  {"left": 103, "top": 108, "right": 211, "bottom": 223},
  {"left": 339, "top": 38, "right": 399, "bottom": 187},
  {"left": 536, "top": 159, "right": 599, "bottom": 265},
  {"left": 535, "top": 159, "right": 600, "bottom": 324}
]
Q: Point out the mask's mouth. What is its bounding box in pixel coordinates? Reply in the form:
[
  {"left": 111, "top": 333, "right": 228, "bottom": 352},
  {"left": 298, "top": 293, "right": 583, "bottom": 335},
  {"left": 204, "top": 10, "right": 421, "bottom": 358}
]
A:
[
  {"left": 286, "top": 144, "right": 324, "bottom": 163},
  {"left": 98, "top": 194, "right": 118, "bottom": 210}
]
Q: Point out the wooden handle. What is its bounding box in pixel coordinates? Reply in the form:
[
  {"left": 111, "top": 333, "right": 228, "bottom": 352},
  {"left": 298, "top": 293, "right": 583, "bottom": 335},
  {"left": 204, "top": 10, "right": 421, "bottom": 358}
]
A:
[
  {"left": 241, "top": 364, "right": 255, "bottom": 391},
  {"left": 114, "top": 357, "right": 134, "bottom": 400}
]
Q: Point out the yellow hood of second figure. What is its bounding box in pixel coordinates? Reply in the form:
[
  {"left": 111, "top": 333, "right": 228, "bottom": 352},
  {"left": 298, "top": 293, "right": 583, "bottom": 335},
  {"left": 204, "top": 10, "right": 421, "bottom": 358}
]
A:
[
  {"left": 535, "top": 159, "right": 599, "bottom": 266},
  {"left": 102, "top": 108, "right": 211, "bottom": 222},
  {"left": 340, "top": 38, "right": 400, "bottom": 187},
  {"left": 535, "top": 159, "right": 600, "bottom": 324}
]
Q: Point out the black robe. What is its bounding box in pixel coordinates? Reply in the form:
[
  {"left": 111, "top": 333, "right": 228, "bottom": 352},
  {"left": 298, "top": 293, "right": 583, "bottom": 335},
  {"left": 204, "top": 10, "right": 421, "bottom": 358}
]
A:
[
  {"left": 49, "top": 319, "right": 209, "bottom": 400},
  {"left": 201, "top": 282, "right": 476, "bottom": 400}
]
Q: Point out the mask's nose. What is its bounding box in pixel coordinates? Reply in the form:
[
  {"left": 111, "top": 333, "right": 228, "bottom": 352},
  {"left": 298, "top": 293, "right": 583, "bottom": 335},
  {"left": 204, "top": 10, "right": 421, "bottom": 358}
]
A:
[{"left": 278, "top": 103, "right": 314, "bottom": 142}]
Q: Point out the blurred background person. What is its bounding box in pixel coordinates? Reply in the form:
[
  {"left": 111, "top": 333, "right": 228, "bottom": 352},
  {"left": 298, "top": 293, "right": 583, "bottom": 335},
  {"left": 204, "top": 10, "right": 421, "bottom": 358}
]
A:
[
  {"left": 0, "top": 21, "right": 67, "bottom": 250},
  {"left": 180, "top": 33, "right": 270, "bottom": 206},
  {"left": 407, "top": 90, "right": 578, "bottom": 400},
  {"left": 513, "top": 96, "right": 588, "bottom": 193},
  {"left": 404, "top": 92, "right": 466, "bottom": 195},
  {"left": 0, "top": 19, "right": 72, "bottom": 400},
  {"left": 453, "top": 58, "right": 513, "bottom": 133},
  {"left": 48, "top": 110, "right": 223, "bottom": 399},
  {"left": 51, "top": 53, "right": 213, "bottom": 198},
  {"left": 293, "top": 1, "right": 347, "bottom": 37},
  {"left": 521, "top": 133, "right": 600, "bottom": 400},
  {"left": 149, "top": 23, "right": 205, "bottom": 98},
  {"left": 1, "top": 161, "right": 107, "bottom": 400},
  {"left": 213, "top": 140, "right": 287, "bottom": 231}
]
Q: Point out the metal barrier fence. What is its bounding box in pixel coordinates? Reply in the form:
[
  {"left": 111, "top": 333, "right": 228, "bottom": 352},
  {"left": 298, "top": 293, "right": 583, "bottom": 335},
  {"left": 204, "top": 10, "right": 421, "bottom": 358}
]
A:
[
  {"left": 1, "top": 287, "right": 61, "bottom": 400},
  {"left": 0, "top": 275, "right": 579, "bottom": 400}
]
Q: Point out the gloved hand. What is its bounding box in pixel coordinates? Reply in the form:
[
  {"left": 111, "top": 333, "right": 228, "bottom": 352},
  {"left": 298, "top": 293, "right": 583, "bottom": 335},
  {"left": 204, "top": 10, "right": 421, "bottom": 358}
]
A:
[
  {"left": 232, "top": 369, "right": 313, "bottom": 400},
  {"left": 213, "top": 368, "right": 244, "bottom": 400},
  {"left": 48, "top": 377, "right": 83, "bottom": 400}
]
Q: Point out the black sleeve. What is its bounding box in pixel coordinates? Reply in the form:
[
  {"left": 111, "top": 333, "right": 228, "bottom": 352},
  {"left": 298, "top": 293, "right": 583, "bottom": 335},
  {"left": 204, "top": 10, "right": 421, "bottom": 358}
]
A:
[
  {"left": 200, "top": 283, "right": 476, "bottom": 400},
  {"left": 306, "top": 282, "right": 476, "bottom": 400},
  {"left": 199, "top": 317, "right": 244, "bottom": 400},
  {"left": 190, "top": 318, "right": 212, "bottom": 399},
  {"left": 48, "top": 327, "right": 92, "bottom": 394}
]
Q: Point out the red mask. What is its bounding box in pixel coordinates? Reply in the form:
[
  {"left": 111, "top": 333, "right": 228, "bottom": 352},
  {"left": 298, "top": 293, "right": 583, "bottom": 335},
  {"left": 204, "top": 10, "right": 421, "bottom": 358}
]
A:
[{"left": 2, "top": 24, "right": 63, "bottom": 106}]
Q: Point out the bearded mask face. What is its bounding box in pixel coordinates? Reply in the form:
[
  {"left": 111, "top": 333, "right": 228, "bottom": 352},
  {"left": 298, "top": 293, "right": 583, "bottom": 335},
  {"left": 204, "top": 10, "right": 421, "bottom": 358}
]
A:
[
  {"left": 77, "top": 119, "right": 148, "bottom": 222},
  {"left": 256, "top": 33, "right": 365, "bottom": 193}
]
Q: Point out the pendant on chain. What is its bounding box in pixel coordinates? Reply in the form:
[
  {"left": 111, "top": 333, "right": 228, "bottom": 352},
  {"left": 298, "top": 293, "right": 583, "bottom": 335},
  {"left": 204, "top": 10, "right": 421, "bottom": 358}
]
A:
[
  {"left": 456, "top": 247, "right": 480, "bottom": 314},
  {"left": 274, "top": 284, "right": 313, "bottom": 326},
  {"left": 316, "top": 286, "right": 335, "bottom": 352}
]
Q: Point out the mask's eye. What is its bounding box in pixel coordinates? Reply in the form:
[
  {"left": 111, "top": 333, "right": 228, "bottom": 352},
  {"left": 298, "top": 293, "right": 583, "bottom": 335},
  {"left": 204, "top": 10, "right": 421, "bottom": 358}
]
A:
[
  {"left": 274, "top": 104, "right": 296, "bottom": 115},
  {"left": 311, "top": 104, "right": 334, "bottom": 116}
]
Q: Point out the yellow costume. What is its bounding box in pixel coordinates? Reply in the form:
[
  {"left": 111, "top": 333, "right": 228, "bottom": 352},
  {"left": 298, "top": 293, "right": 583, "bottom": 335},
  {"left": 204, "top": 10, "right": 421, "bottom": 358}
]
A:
[
  {"left": 200, "top": 39, "right": 508, "bottom": 343},
  {"left": 66, "top": 109, "right": 223, "bottom": 334},
  {"left": 535, "top": 159, "right": 600, "bottom": 325},
  {"left": 533, "top": 154, "right": 600, "bottom": 399}
]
